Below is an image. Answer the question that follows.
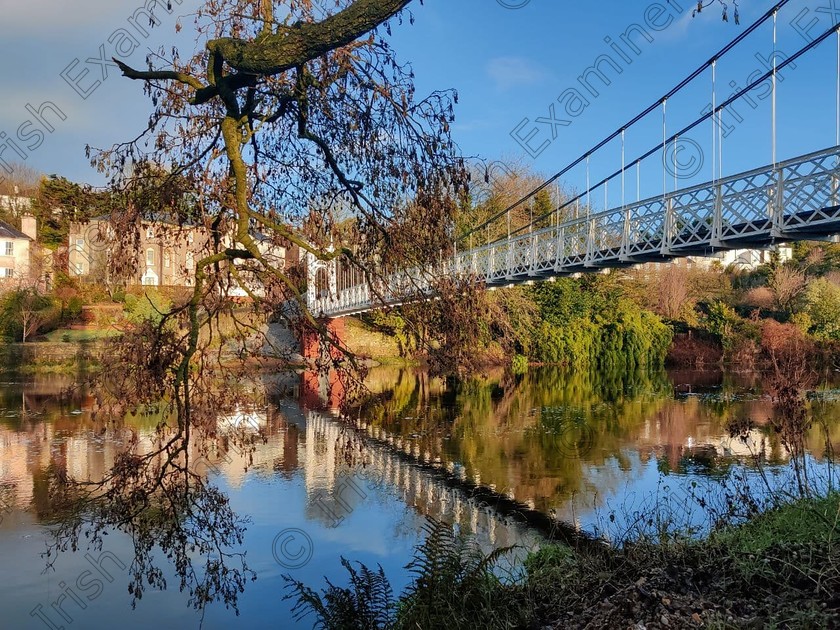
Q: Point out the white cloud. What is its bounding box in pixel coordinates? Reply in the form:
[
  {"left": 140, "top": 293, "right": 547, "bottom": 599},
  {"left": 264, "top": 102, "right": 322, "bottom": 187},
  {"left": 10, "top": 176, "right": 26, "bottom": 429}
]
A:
[{"left": 485, "top": 56, "right": 546, "bottom": 91}]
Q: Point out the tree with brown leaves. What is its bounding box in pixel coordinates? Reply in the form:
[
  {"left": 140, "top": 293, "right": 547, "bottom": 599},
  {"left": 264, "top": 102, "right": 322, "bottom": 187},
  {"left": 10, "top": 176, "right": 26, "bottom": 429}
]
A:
[{"left": 51, "top": 0, "right": 467, "bottom": 613}]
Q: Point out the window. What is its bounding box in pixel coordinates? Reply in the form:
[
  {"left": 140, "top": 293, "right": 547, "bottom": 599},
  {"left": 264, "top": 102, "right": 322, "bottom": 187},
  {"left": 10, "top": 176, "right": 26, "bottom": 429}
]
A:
[
  {"left": 146, "top": 248, "right": 155, "bottom": 266},
  {"left": 146, "top": 227, "right": 154, "bottom": 239},
  {"left": 75, "top": 238, "right": 84, "bottom": 252},
  {"left": 3, "top": 242, "right": 12, "bottom": 256},
  {"left": 0, "top": 268, "right": 12, "bottom": 278},
  {"left": 164, "top": 251, "right": 171, "bottom": 268},
  {"left": 185, "top": 251, "right": 194, "bottom": 270}
]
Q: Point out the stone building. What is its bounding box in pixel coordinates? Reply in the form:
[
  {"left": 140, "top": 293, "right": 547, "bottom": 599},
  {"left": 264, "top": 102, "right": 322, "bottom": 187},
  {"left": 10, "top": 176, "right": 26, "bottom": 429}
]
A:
[
  {"left": 68, "top": 217, "right": 292, "bottom": 293},
  {"left": 68, "top": 216, "right": 208, "bottom": 287}
]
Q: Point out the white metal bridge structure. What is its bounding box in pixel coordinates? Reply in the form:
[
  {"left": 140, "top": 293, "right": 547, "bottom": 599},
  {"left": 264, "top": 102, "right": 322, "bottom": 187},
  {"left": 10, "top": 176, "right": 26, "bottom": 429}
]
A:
[{"left": 306, "top": 2, "right": 840, "bottom": 319}]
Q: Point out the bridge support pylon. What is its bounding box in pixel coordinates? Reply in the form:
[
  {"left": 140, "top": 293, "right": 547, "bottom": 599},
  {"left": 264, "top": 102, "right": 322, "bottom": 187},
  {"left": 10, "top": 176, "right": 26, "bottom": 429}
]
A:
[
  {"left": 300, "top": 317, "right": 347, "bottom": 412},
  {"left": 301, "top": 317, "right": 346, "bottom": 362}
]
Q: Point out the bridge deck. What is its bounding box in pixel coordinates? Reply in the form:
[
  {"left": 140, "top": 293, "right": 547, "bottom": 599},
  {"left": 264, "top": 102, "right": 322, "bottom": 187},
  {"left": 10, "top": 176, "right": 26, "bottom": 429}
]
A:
[{"left": 311, "top": 146, "right": 840, "bottom": 317}]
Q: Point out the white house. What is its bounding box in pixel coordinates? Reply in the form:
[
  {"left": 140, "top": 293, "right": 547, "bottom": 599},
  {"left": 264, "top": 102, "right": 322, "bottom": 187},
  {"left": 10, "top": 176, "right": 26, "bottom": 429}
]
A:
[
  {"left": 0, "top": 216, "right": 36, "bottom": 283},
  {"left": 0, "top": 193, "right": 33, "bottom": 215},
  {"left": 691, "top": 244, "right": 793, "bottom": 271}
]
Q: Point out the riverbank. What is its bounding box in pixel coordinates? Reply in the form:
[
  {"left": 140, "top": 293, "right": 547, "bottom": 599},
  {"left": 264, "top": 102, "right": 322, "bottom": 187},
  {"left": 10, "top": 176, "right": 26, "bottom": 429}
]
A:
[
  {"left": 0, "top": 339, "right": 105, "bottom": 374},
  {"left": 289, "top": 491, "right": 840, "bottom": 628},
  {"left": 524, "top": 492, "right": 840, "bottom": 628}
]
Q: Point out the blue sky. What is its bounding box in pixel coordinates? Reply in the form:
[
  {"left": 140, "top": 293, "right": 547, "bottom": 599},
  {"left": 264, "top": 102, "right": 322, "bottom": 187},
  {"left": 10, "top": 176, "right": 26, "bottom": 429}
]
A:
[{"left": 0, "top": 0, "right": 837, "bottom": 203}]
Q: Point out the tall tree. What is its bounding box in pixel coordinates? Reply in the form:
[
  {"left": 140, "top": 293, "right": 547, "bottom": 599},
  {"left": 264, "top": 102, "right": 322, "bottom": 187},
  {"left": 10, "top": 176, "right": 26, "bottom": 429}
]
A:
[
  {"left": 97, "top": 0, "right": 466, "bottom": 399},
  {"left": 50, "top": 0, "right": 466, "bottom": 613}
]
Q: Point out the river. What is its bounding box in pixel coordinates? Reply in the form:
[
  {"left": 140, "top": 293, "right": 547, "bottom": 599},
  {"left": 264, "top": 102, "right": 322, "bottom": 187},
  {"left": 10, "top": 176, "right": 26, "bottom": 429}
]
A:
[{"left": 1, "top": 366, "right": 838, "bottom": 628}]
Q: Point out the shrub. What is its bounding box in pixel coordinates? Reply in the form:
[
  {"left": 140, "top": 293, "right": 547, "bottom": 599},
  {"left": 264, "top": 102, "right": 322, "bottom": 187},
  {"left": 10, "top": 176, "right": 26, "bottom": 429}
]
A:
[
  {"left": 124, "top": 289, "right": 172, "bottom": 327},
  {"left": 510, "top": 353, "right": 528, "bottom": 375},
  {"left": 0, "top": 289, "right": 60, "bottom": 341},
  {"left": 804, "top": 278, "right": 840, "bottom": 341},
  {"left": 534, "top": 299, "right": 671, "bottom": 369},
  {"left": 740, "top": 286, "right": 775, "bottom": 310}
]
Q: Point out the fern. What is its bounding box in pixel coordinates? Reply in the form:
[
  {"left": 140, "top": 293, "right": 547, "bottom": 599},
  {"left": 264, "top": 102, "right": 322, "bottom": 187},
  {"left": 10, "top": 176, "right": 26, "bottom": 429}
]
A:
[
  {"left": 397, "top": 519, "right": 522, "bottom": 629},
  {"left": 285, "top": 519, "right": 529, "bottom": 630},
  {"left": 285, "top": 558, "right": 395, "bottom": 630}
]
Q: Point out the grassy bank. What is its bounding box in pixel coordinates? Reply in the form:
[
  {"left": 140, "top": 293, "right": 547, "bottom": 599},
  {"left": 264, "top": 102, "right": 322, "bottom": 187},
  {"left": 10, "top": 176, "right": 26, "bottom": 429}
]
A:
[
  {"left": 523, "top": 493, "right": 840, "bottom": 628},
  {"left": 287, "top": 492, "right": 840, "bottom": 629},
  {"left": 343, "top": 317, "right": 419, "bottom": 366}
]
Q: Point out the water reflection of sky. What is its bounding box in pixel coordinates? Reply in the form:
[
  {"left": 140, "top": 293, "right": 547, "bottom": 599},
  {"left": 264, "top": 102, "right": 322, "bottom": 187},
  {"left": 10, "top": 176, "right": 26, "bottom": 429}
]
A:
[{"left": 0, "top": 367, "right": 838, "bottom": 628}]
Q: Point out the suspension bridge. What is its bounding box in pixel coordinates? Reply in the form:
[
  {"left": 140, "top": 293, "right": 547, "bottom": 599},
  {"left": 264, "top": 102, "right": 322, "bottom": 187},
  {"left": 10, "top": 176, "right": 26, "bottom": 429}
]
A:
[{"left": 306, "top": 2, "right": 840, "bottom": 319}]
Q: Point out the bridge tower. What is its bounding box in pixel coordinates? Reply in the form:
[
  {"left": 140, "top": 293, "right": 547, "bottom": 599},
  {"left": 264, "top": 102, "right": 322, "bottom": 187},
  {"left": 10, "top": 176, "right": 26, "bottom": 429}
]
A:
[
  {"left": 301, "top": 250, "right": 347, "bottom": 411},
  {"left": 302, "top": 249, "right": 346, "bottom": 357}
]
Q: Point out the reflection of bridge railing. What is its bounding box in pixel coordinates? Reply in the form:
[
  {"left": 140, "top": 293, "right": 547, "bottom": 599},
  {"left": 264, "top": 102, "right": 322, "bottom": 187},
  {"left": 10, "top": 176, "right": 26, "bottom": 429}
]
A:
[
  {"left": 310, "top": 147, "right": 840, "bottom": 317},
  {"left": 303, "top": 411, "right": 545, "bottom": 549}
]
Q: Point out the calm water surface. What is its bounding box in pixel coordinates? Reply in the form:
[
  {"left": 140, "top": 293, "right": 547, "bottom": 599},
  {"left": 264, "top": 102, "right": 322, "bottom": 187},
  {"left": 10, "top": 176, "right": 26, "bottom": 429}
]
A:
[{"left": 1, "top": 366, "right": 838, "bottom": 628}]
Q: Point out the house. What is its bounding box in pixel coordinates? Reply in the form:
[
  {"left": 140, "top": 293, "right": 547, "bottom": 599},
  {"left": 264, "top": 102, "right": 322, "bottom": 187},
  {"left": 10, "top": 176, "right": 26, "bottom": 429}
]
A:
[
  {"left": 690, "top": 244, "right": 793, "bottom": 271},
  {"left": 0, "top": 194, "right": 33, "bottom": 215},
  {"left": 0, "top": 215, "right": 37, "bottom": 284},
  {"left": 68, "top": 216, "right": 292, "bottom": 294},
  {"left": 68, "top": 216, "right": 208, "bottom": 287},
  {"left": 225, "top": 232, "right": 291, "bottom": 298}
]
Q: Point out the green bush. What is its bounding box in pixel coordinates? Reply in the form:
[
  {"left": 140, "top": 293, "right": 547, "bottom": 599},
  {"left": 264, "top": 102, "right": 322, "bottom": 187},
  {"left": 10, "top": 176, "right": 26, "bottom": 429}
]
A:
[
  {"left": 511, "top": 353, "right": 529, "bottom": 375},
  {"left": 533, "top": 298, "right": 671, "bottom": 369},
  {"left": 0, "top": 289, "right": 60, "bottom": 341},
  {"left": 804, "top": 278, "right": 840, "bottom": 341},
  {"left": 66, "top": 296, "right": 84, "bottom": 321},
  {"left": 124, "top": 289, "right": 172, "bottom": 327}
]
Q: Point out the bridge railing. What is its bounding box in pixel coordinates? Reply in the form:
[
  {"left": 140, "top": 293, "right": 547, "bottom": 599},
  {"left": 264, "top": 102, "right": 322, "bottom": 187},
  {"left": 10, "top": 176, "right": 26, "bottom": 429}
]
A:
[{"left": 309, "top": 146, "right": 840, "bottom": 317}]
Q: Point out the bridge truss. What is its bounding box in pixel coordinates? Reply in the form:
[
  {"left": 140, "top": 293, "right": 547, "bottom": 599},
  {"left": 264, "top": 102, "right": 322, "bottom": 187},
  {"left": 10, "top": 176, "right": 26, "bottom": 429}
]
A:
[{"left": 308, "top": 146, "right": 840, "bottom": 317}]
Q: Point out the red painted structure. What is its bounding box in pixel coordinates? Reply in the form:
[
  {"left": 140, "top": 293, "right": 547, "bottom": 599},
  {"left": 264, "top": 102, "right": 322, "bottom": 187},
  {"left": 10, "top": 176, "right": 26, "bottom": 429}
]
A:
[{"left": 300, "top": 317, "right": 347, "bottom": 411}]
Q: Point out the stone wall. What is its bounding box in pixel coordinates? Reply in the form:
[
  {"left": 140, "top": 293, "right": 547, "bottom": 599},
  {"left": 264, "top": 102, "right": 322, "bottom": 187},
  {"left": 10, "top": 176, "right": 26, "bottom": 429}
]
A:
[{"left": 0, "top": 341, "right": 106, "bottom": 371}]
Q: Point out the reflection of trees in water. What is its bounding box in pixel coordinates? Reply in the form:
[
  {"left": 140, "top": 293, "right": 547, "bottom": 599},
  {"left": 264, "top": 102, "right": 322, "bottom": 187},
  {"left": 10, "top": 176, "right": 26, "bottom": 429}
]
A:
[
  {"left": 357, "top": 367, "right": 840, "bottom": 517},
  {"left": 0, "top": 373, "right": 294, "bottom": 614}
]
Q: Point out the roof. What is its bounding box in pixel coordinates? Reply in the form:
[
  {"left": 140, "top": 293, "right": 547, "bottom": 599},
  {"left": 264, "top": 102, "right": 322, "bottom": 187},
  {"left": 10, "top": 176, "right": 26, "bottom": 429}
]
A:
[
  {"left": 88, "top": 213, "right": 202, "bottom": 229},
  {"left": 0, "top": 219, "right": 31, "bottom": 241}
]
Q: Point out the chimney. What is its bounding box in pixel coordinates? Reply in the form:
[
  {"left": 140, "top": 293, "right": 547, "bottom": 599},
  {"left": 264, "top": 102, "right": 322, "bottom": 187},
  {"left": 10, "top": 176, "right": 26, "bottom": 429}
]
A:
[{"left": 21, "top": 214, "right": 37, "bottom": 240}]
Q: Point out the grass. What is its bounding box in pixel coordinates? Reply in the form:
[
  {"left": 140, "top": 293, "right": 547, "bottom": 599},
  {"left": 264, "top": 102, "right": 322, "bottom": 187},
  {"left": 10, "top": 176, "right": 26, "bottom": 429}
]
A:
[
  {"left": 713, "top": 493, "right": 840, "bottom": 554},
  {"left": 344, "top": 317, "right": 418, "bottom": 365}
]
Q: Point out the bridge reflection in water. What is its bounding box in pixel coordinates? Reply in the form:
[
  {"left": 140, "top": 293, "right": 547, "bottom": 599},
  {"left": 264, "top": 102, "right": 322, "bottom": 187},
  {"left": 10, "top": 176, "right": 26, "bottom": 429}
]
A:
[
  {"left": 0, "top": 374, "right": 544, "bottom": 554},
  {"left": 302, "top": 365, "right": 840, "bottom": 534}
]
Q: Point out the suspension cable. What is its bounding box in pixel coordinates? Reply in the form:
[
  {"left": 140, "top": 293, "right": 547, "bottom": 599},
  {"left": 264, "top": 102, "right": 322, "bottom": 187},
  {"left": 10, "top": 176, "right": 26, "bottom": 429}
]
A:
[
  {"left": 504, "top": 21, "right": 840, "bottom": 241},
  {"left": 662, "top": 99, "right": 668, "bottom": 200},
  {"left": 712, "top": 59, "right": 717, "bottom": 184},
  {"left": 621, "top": 129, "right": 626, "bottom": 209},
  {"left": 458, "top": 0, "right": 793, "bottom": 243},
  {"left": 772, "top": 10, "right": 778, "bottom": 168}
]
